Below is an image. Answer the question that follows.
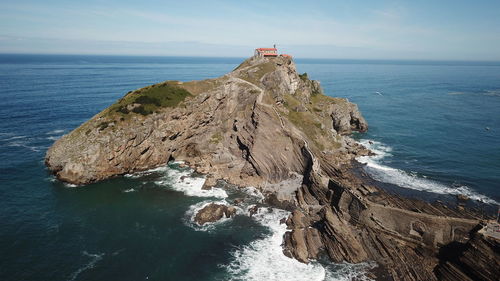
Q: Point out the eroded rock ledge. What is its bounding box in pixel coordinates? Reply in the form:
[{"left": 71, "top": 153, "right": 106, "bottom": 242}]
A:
[{"left": 46, "top": 55, "right": 497, "bottom": 281}]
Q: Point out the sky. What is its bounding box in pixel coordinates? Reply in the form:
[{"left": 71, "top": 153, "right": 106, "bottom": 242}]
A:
[{"left": 1, "top": 0, "right": 499, "bottom": 60}]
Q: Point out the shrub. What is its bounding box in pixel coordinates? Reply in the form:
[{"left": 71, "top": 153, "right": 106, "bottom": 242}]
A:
[
  {"left": 132, "top": 105, "right": 151, "bottom": 116},
  {"left": 98, "top": 121, "right": 109, "bottom": 130},
  {"left": 135, "top": 95, "right": 161, "bottom": 106},
  {"left": 299, "top": 72, "right": 308, "bottom": 81},
  {"left": 116, "top": 106, "right": 129, "bottom": 114}
]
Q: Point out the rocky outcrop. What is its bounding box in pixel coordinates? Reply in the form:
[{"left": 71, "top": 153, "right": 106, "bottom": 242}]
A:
[
  {"left": 46, "top": 55, "right": 497, "bottom": 280},
  {"left": 46, "top": 55, "right": 368, "bottom": 186},
  {"left": 193, "top": 203, "right": 236, "bottom": 225},
  {"left": 282, "top": 165, "right": 487, "bottom": 280},
  {"left": 331, "top": 102, "right": 368, "bottom": 134},
  {"left": 435, "top": 228, "right": 500, "bottom": 281}
]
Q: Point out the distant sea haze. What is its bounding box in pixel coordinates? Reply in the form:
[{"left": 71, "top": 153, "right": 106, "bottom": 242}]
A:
[{"left": 0, "top": 54, "right": 499, "bottom": 281}]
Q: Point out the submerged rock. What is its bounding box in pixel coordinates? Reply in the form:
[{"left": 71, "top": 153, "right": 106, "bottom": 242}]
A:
[{"left": 193, "top": 203, "right": 236, "bottom": 225}]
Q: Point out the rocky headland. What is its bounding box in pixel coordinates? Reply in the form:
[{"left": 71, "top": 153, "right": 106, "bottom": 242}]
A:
[{"left": 46, "top": 55, "right": 499, "bottom": 280}]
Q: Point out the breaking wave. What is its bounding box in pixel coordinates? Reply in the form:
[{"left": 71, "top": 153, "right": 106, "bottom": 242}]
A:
[
  {"left": 155, "top": 165, "right": 227, "bottom": 198},
  {"left": 46, "top": 129, "right": 65, "bottom": 135},
  {"left": 357, "top": 139, "right": 498, "bottom": 204},
  {"left": 223, "top": 207, "right": 374, "bottom": 281},
  {"left": 125, "top": 163, "right": 228, "bottom": 198}
]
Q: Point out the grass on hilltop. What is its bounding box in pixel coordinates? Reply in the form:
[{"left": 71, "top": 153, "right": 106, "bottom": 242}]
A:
[{"left": 107, "top": 82, "right": 192, "bottom": 117}]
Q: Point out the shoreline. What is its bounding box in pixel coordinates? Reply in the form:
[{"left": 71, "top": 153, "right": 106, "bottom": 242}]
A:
[
  {"left": 351, "top": 160, "right": 498, "bottom": 218},
  {"left": 44, "top": 54, "right": 499, "bottom": 280}
]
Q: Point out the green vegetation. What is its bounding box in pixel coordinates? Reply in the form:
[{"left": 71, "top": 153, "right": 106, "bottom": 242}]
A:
[
  {"left": 287, "top": 110, "right": 325, "bottom": 151},
  {"left": 310, "top": 93, "right": 342, "bottom": 107},
  {"left": 98, "top": 121, "right": 109, "bottom": 131},
  {"left": 282, "top": 93, "right": 301, "bottom": 110},
  {"left": 282, "top": 93, "right": 343, "bottom": 151},
  {"left": 107, "top": 82, "right": 192, "bottom": 117},
  {"left": 299, "top": 72, "right": 308, "bottom": 81},
  {"left": 181, "top": 79, "right": 222, "bottom": 95}
]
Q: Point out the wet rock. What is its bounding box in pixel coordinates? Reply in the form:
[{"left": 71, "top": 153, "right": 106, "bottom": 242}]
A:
[
  {"left": 457, "top": 194, "right": 469, "bottom": 202},
  {"left": 201, "top": 175, "right": 217, "bottom": 190},
  {"left": 248, "top": 205, "right": 259, "bottom": 217},
  {"left": 279, "top": 217, "right": 287, "bottom": 224},
  {"left": 233, "top": 198, "right": 244, "bottom": 205},
  {"left": 193, "top": 203, "right": 236, "bottom": 225}
]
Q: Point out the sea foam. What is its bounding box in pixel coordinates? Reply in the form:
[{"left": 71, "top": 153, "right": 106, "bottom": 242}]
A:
[
  {"left": 224, "top": 207, "right": 373, "bottom": 281},
  {"left": 126, "top": 163, "right": 228, "bottom": 198},
  {"left": 357, "top": 139, "right": 498, "bottom": 205},
  {"left": 68, "top": 251, "right": 104, "bottom": 281},
  {"left": 155, "top": 166, "right": 227, "bottom": 198}
]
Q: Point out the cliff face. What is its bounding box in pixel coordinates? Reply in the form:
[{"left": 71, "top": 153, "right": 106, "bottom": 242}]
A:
[
  {"left": 435, "top": 229, "right": 500, "bottom": 281},
  {"left": 46, "top": 56, "right": 497, "bottom": 281},
  {"left": 46, "top": 55, "right": 368, "bottom": 186}
]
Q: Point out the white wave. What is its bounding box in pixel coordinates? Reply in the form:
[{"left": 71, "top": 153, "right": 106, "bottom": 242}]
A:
[
  {"left": 47, "top": 129, "right": 65, "bottom": 135},
  {"left": 155, "top": 166, "right": 227, "bottom": 198},
  {"left": 224, "top": 207, "right": 373, "bottom": 281},
  {"left": 68, "top": 251, "right": 104, "bottom": 281},
  {"left": 47, "top": 136, "right": 61, "bottom": 141},
  {"left": 64, "top": 183, "right": 79, "bottom": 188},
  {"left": 123, "top": 188, "right": 136, "bottom": 193},
  {"left": 323, "top": 262, "right": 376, "bottom": 281},
  {"left": 357, "top": 139, "right": 498, "bottom": 205},
  {"left": 241, "top": 186, "right": 265, "bottom": 202},
  {"left": 124, "top": 165, "right": 169, "bottom": 178},
  {"left": 45, "top": 176, "right": 57, "bottom": 182},
  {"left": 2, "top": 135, "right": 27, "bottom": 141},
  {"left": 484, "top": 89, "right": 500, "bottom": 97},
  {"left": 125, "top": 163, "right": 228, "bottom": 198},
  {"left": 4, "top": 136, "right": 44, "bottom": 152},
  {"left": 9, "top": 142, "right": 42, "bottom": 152}
]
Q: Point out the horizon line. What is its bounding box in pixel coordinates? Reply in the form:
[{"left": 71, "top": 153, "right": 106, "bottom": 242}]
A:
[{"left": 1, "top": 52, "right": 500, "bottom": 64}]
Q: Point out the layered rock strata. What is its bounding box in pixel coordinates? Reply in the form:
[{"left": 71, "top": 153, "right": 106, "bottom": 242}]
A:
[{"left": 46, "top": 55, "right": 497, "bottom": 281}]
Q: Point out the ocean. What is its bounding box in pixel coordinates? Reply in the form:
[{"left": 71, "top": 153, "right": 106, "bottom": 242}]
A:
[{"left": 0, "top": 54, "right": 499, "bottom": 281}]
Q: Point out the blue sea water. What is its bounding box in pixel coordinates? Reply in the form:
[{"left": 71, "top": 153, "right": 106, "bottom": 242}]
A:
[{"left": 0, "top": 54, "right": 499, "bottom": 281}]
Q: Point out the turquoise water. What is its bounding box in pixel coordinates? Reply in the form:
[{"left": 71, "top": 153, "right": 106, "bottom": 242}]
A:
[{"left": 0, "top": 55, "right": 499, "bottom": 280}]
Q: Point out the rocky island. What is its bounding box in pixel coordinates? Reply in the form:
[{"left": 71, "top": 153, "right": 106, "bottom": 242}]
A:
[{"left": 46, "top": 55, "right": 499, "bottom": 280}]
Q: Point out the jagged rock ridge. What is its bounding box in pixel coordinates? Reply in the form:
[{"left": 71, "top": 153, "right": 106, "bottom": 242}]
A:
[
  {"left": 46, "top": 55, "right": 368, "bottom": 186},
  {"left": 46, "top": 55, "right": 498, "bottom": 281}
]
